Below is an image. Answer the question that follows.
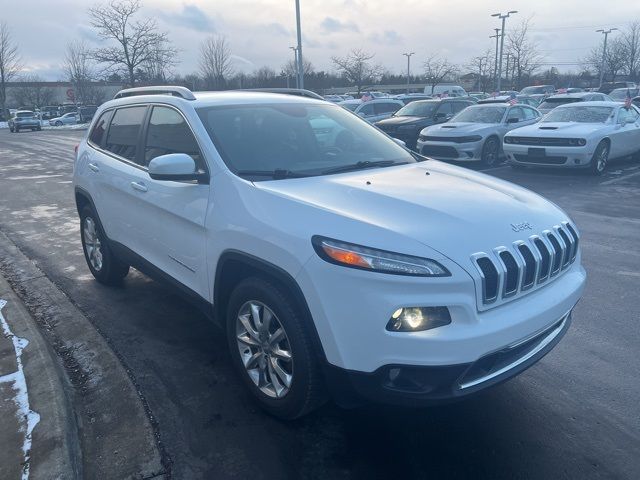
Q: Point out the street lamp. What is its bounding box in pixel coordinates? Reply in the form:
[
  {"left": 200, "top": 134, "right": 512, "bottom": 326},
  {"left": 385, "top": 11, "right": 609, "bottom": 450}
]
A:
[
  {"left": 294, "top": 0, "right": 304, "bottom": 89},
  {"left": 289, "top": 46, "right": 298, "bottom": 88},
  {"left": 490, "top": 28, "right": 500, "bottom": 91},
  {"left": 596, "top": 28, "right": 618, "bottom": 89},
  {"left": 402, "top": 52, "right": 415, "bottom": 94},
  {"left": 491, "top": 10, "right": 517, "bottom": 91}
]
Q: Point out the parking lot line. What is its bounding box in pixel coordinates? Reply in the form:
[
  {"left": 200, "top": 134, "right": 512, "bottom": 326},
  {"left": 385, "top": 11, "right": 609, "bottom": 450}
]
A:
[{"left": 600, "top": 168, "right": 640, "bottom": 186}]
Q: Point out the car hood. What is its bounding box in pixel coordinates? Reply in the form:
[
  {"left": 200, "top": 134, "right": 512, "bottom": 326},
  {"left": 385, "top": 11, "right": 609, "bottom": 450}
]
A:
[
  {"left": 507, "top": 122, "right": 605, "bottom": 137},
  {"left": 254, "top": 162, "right": 568, "bottom": 266},
  {"left": 376, "top": 116, "right": 430, "bottom": 126},
  {"left": 422, "top": 122, "right": 496, "bottom": 136}
]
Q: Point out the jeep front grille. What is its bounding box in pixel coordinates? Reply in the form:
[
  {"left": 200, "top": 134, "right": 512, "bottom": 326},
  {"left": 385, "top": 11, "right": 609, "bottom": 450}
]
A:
[{"left": 472, "top": 222, "right": 579, "bottom": 308}]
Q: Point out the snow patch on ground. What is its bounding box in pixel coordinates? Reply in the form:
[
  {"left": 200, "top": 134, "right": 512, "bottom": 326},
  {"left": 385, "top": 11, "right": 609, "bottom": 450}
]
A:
[{"left": 0, "top": 299, "right": 41, "bottom": 480}]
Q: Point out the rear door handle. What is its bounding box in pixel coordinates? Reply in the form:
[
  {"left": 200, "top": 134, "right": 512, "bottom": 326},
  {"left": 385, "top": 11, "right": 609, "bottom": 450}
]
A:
[
  {"left": 130, "top": 181, "right": 148, "bottom": 193},
  {"left": 88, "top": 162, "right": 99, "bottom": 172}
]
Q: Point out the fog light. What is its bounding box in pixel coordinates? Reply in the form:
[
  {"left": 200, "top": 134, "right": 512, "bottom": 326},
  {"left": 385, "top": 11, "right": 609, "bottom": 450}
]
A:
[{"left": 386, "top": 307, "right": 451, "bottom": 332}]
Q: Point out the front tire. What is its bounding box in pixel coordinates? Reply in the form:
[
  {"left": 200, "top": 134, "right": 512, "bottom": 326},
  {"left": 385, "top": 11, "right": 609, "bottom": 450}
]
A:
[
  {"left": 226, "top": 277, "right": 326, "bottom": 419},
  {"left": 80, "top": 206, "right": 129, "bottom": 285},
  {"left": 589, "top": 141, "right": 609, "bottom": 175},
  {"left": 480, "top": 137, "right": 500, "bottom": 166}
]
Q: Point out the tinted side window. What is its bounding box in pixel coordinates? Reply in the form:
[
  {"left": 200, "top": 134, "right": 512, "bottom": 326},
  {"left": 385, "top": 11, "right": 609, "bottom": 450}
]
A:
[
  {"left": 358, "top": 103, "right": 375, "bottom": 116},
  {"left": 89, "top": 110, "right": 113, "bottom": 147},
  {"left": 522, "top": 107, "right": 537, "bottom": 120},
  {"left": 374, "top": 102, "right": 400, "bottom": 114},
  {"left": 507, "top": 106, "right": 526, "bottom": 121},
  {"left": 437, "top": 103, "right": 453, "bottom": 116},
  {"left": 144, "top": 106, "right": 205, "bottom": 170},
  {"left": 452, "top": 102, "right": 468, "bottom": 114},
  {"left": 104, "top": 106, "right": 147, "bottom": 162}
]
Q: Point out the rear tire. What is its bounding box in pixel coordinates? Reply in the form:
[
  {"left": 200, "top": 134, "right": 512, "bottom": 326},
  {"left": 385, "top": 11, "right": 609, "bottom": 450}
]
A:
[
  {"left": 589, "top": 141, "right": 609, "bottom": 175},
  {"left": 480, "top": 137, "right": 500, "bottom": 166},
  {"left": 226, "top": 277, "right": 326, "bottom": 419},
  {"left": 80, "top": 205, "right": 129, "bottom": 285}
]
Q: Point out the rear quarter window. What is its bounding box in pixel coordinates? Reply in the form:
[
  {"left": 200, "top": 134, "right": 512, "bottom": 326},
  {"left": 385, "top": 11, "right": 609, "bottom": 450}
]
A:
[{"left": 88, "top": 110, "right": 114, "bottom": 148}]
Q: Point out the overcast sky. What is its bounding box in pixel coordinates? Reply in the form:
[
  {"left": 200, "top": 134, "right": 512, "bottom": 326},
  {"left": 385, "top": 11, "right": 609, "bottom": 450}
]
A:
[{"left": 2, "top": 0, "right": 640, "bottom": 80}]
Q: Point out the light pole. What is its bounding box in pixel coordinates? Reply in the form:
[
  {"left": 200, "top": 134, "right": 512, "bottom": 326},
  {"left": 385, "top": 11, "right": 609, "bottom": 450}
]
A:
[
  {"left": 294, "top": 0, "right": 304, "bottom": 90},
  {"left": 492, "top": 10, "right": 517, "bottom": 92},
  {"left": 490, "top": 28, "right": 500, "bottom": 91},
  {"left": 505, "top": 53, "right": 511, "bottom": 88},
  {"left": 596, "top": 28, "right": 618, "bottom": 89},
  {"left": 402, "top": 52, "right": 415, "bottom": 94},
  {"left": 289, "top": 46, "right": 299, "bottom": 88}
]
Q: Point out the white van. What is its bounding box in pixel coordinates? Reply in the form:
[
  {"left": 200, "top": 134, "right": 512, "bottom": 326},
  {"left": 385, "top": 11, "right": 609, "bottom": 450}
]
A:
[{"left": 424, "top": 85, "right": 467, "bottom": 97}]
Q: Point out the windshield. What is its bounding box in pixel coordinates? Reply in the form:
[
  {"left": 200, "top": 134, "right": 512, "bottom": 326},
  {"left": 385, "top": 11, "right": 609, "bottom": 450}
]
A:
[
  {"left": 451, "top": 105, "right": 506, "bottom": 123},
  {"left": 610, "top": 88, "right": 639, "bottom": 100},
  {"left": 197, "top": 103, "right": 416, "bottom": 179},
  {"left": 520, "top": 86, "right": 547, "bottom": 95},
  {"left": 542, "top": 106, "right": 614, "bottom": 123},
  {"left": 394, "top": 101, "right": 438, "bottom": 117},
  {"left": 538, "top": 97, "right": 582, "bottom": 109},
  {"left": 340, "top": 102, "right": 359, "bottom": 112}
]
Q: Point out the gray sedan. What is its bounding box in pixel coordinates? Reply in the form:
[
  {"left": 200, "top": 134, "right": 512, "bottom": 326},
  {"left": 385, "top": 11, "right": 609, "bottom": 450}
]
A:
[
  {"left": 49, "top": 112, "right": 78, "bottom": 126},
  {"left": 416, "top": 103, "right": 542, "bottom": 166}
]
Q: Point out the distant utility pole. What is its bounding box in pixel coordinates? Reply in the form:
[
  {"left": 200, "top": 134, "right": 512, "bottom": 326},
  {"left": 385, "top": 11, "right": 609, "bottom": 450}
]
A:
[
  {"left": 289, "top": 46, "right": 299, "bottom": 88},
  {"left": 402, "top": 52, "right": 415, "bottom": 94},
  {"left": 490, "top": 28, "right": 500, "bottom": 91},
  {"left": 596, "top": 28, "right": 618, "bottom": 88},
  {"left": 492, "top": 10, "right": 517, "bottom": 92},
  {"left": 294, "top": 0, "right": 304, "bottom": 89}
]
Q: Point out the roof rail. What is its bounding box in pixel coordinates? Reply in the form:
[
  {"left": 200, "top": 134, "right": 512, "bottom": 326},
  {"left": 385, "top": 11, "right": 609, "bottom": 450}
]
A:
[{"left": 113, "top": 86, "right": 196, "bottom": 101}]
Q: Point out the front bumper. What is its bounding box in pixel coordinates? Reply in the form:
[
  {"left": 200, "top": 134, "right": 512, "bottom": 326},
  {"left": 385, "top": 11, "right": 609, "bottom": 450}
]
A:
[
  {"left": 416, "top": 138, "right": 485, "bottom": 161},
  {"left": 504, "top": 143, "right": 594, "bottom": 168},
  {"left": 325, "top": 310, "right": 572, "bottom": 406}
]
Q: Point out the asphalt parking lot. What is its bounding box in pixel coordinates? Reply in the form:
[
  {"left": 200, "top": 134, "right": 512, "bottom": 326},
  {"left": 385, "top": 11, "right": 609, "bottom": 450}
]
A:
[{"left": 0, "top": 128, "right": 638, "bottom": 479}]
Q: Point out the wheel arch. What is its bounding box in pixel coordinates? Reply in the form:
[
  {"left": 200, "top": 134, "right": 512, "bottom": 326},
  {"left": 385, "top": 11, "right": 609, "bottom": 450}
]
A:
[{"left": 214, "top": 250, "right": 328, "bottom": 363}]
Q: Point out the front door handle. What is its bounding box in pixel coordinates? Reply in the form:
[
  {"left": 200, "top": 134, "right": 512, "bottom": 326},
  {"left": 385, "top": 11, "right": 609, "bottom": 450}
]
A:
[
  {"left": 130, "top": 181, "right": 148, "bottom": 193},
  {"left": 88, "top": 162, "right": 99, "bottom": 172}
]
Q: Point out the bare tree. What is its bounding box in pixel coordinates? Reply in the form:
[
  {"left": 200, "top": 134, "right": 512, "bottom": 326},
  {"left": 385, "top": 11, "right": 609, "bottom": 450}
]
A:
[
  {"left": 621, "top": 21, "right": 640, "bottom": 81},
  {"left": 0, "top": 22, "right": 21, "bottom": 118},
  {"left": 88, "top": 0, "right": 177, "bottom": 86},
  {"left": 11, "top": 75, "right": 55, "bottom": 109},
  {"left": 252, "top": 66, "right": 277, "bottom": 87},
  {"left": 505, "top": 18, "right": 543, "bottom": 90},
  {"left": 466, "top": 50, "right": 494, "bottom": 92},
  {"left": 331, "top": 49, "right": 383, "bottom": 94},
  {"left": 64, "top": 40, "right": 104, "bottom": 105},
  {"left": 583, "top": 38, "right": 627, "bottom": 83},
  {"left": 423, "top": 55, "right": 458, "bottom": 92},
  {"left": 199, "top": 36, "right": 234, "bottom": 90},
  {"left": 282, "top": 57, "right": 314, "bottom": 78}
]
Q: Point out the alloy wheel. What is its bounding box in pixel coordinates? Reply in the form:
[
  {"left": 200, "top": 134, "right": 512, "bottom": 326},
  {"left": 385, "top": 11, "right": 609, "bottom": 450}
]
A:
[
  {"left": 236, "top": 301, "right": 293, "bottom": 398},
  {"left": 596, "top": 146, "right": 608, "bottom": 173},
  {"left": 83, "top": 217, "right": 103, "bottom": 271}
]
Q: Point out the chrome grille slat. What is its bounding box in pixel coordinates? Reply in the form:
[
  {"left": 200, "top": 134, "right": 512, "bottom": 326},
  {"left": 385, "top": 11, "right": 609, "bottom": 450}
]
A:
[{"left": 472, "top": 223, "right": 580, "bottom": 307}]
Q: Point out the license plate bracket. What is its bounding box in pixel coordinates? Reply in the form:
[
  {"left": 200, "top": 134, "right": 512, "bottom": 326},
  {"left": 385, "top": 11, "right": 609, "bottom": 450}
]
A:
[{"left": 528, "top": 147, "right": 546, "bottom": 157}]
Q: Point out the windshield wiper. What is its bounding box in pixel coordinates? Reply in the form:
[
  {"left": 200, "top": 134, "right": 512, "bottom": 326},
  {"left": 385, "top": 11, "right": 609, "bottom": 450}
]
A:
[
  {"left": 235, "top": 169, "right": 312, "bottom": 179},
  {"left": 320, "top": 160, "right": 407, "bottom": 175}
]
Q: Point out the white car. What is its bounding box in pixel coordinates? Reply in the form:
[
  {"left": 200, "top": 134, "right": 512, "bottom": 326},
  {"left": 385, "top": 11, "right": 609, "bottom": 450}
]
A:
[
  {"left": 49, "top": 112, "right": 78, "bottom": 126},
  {"left": 504, "top": 101, "right": 640, "bottom": 174},
  {"left": 337, "top": 98, "right": 404, "bottom": 123},
  {"left": 536, "top": 92, "right": 612, "bottom": 115},
  {"left": 73, "top": 86, "right": 586, "bottom": 419}
]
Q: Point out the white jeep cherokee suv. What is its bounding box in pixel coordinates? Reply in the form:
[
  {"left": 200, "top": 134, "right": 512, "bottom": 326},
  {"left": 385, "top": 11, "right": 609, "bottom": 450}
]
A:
[{"left": 73, "top": 86, "right": 586, "bottom": 419}]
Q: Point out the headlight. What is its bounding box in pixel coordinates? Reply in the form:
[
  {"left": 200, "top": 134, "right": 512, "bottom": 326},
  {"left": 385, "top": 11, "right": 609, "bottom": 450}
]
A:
[
  {"left": 504, "top": 136, "right": 513, "bottom": 144},
  {"left": 456, "top": 135, "right": 483, "bottom": 143},
  {"left": 312, "top": 236, "right": 450, "bottom": 276}
]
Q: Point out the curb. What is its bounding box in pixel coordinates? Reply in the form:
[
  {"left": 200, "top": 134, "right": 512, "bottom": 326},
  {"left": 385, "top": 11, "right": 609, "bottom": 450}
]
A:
[
  {"left": 0, "top": 230, "right": 167, "bottom": 479},
  {"left": 0, "top": 277, "right": 80, "bottom": 479}
]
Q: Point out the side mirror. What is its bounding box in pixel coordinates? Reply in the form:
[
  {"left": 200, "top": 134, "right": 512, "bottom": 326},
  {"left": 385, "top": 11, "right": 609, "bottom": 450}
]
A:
[
  {"left": 506, "top": 117, "right": 520, "bottom": 124},
  {"left": 393, "top": 138, "right": 406, "bottom": 147},
  {"left": 148, "top": 153, "right": 207, "bottom": 183}
]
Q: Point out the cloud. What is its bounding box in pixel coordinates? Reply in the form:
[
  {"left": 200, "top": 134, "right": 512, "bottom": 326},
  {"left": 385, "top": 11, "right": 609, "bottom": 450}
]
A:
[
  {"left": 264, "top": 22, "right": 291, "bottom": 37},
  {"left": 159, "top": 4, "right": 215, "bottom": 33},
  {"left": 320, "top": 17, "right": 359, "bottom": 33},
  {"left": 369, "top": 30, "right": 403, "bottom": 45}
]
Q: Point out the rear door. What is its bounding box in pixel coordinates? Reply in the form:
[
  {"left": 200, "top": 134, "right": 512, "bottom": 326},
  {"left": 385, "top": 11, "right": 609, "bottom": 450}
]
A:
[{"left": 612, "top": 106, "right": 640, "bottom": 157}]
